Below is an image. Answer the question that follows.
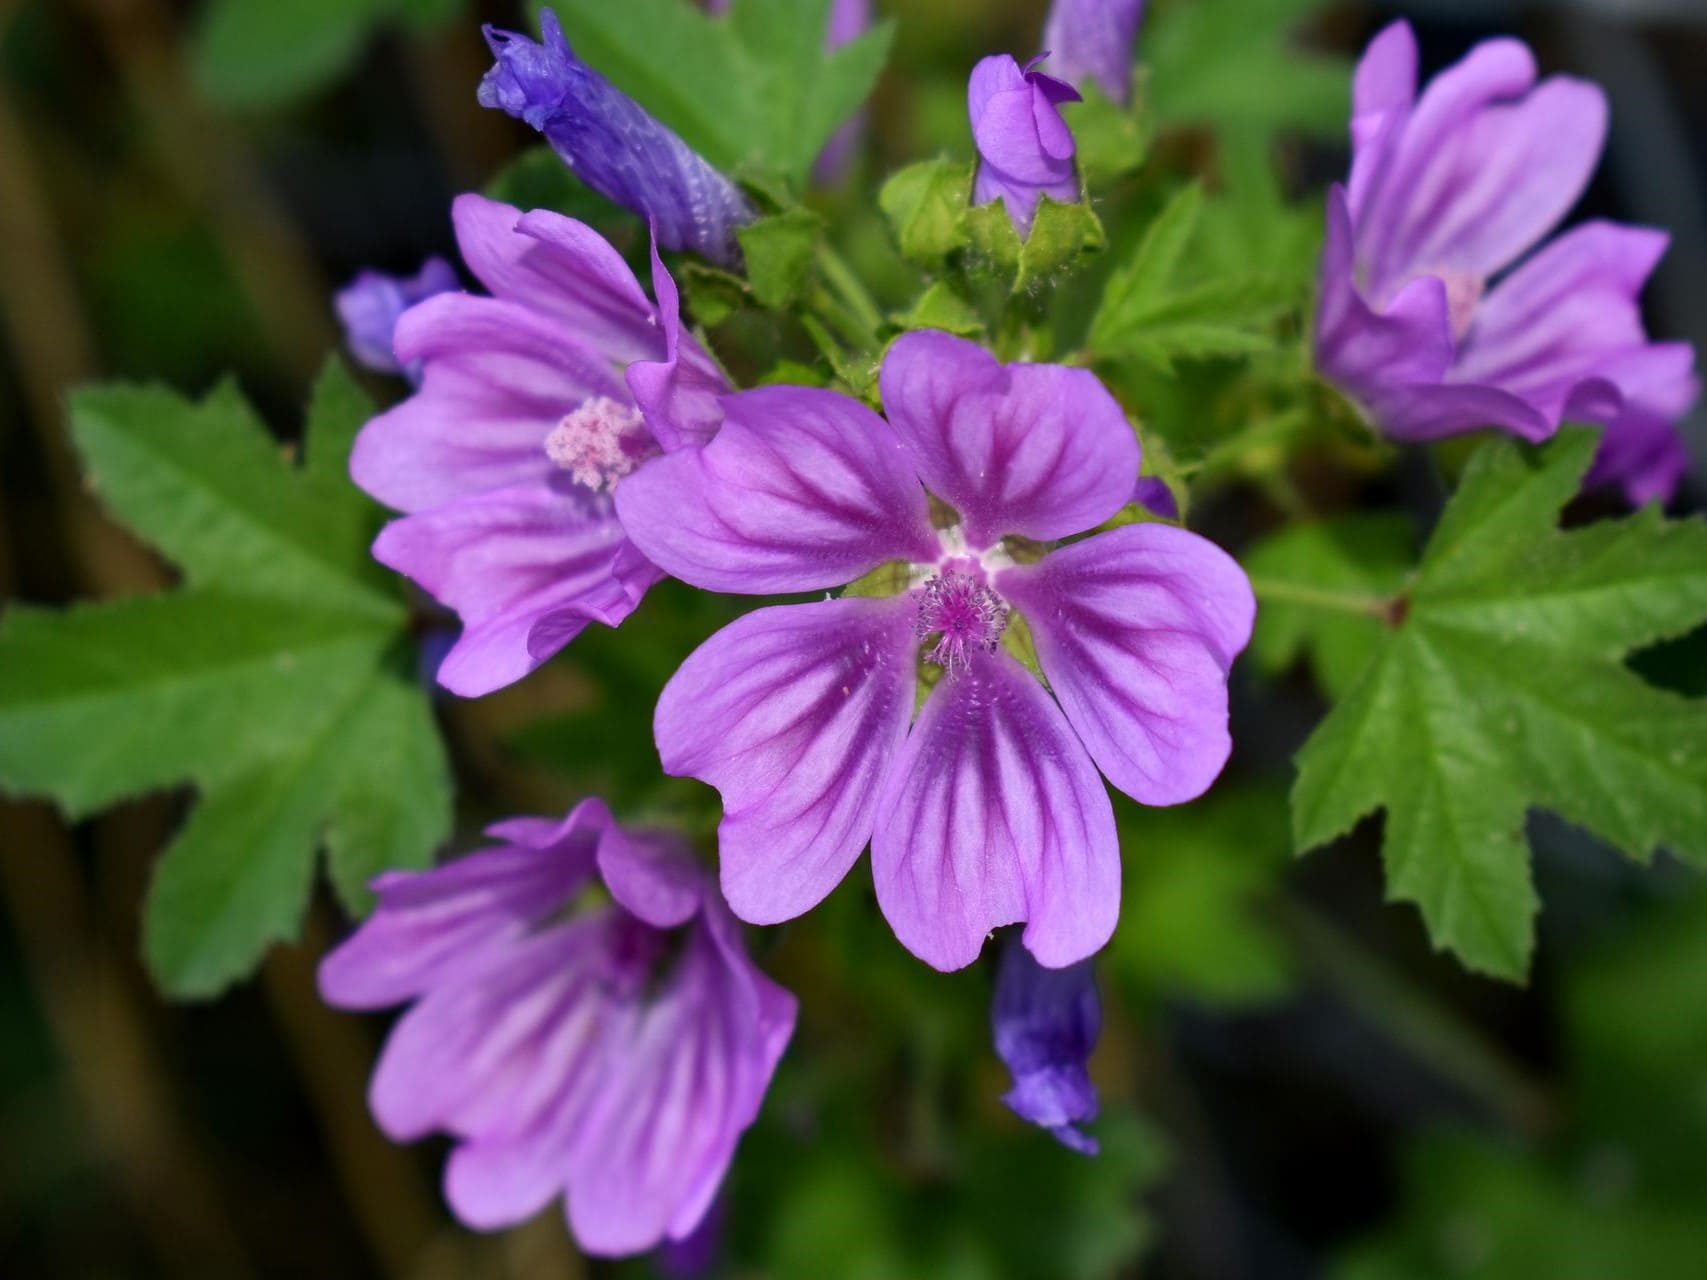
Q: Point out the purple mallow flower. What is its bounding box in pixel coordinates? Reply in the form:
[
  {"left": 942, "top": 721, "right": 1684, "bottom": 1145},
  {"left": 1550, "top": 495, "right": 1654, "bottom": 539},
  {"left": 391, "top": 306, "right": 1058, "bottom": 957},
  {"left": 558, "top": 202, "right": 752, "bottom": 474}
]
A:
[
  {"left": 992, "top": 940, "right": 1101, "bottom": 1154},
  {"left": 969, "top": 53, "right": 1081, "bottom": 237},
  {"left": 615, "top": 330, "right": 1254, "bottom": 972},
  {"left": 1043, "top": 0, "right": 1145, "bottom": 105},
  {"left": 319, "top": 798, "right": 796, "bottom": 1258},
  {"left": 334, "top": 257, "right": 459, "bottom": 382},
  {"left": 1315, "top": 21, "right": 1698, "bottom": 502},
  {"left": 479, "top": 9, "right": 753, "bottom": 265},
  {"left": 348, "top": 194, "right": 728, "bottom": 697}
]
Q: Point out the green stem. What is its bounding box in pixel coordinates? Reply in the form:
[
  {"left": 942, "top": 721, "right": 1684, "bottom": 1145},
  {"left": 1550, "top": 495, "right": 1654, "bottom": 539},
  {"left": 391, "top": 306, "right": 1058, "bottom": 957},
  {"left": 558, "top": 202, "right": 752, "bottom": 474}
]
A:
[
  {"left": 1278, "top": 900, "right": 1554, "bottom": 1137},
  {"left": 816, "top": 241, "right": 884, "bottom": 345},
  {"left": 1248, "top": 577, "right": 1393, "bottom": 619}
]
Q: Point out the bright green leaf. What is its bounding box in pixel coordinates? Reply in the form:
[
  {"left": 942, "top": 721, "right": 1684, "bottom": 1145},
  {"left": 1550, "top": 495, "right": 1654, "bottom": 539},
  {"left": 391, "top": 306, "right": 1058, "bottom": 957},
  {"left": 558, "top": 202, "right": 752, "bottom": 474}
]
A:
[
  {"left": 895, "top": 281, "right": 985, "bottom": 338},
  {"left": 0, "top": 362, "right": 450, "bottom": 997},
  {"left": 1089, "top": 183, "right": 1293, "bottom": 371},
  {"left": 193, "top": 0, "right": 390, "bottom": 109},
  {"left": 552, "top": 0, "right": 894, "bottom": 186},
  {"left": 1144, "top": 0, "right": 1351, "bottom": 142},
  {"left": 1063, "top": 84, "right": 1152, "bottom": 189},
  {"left": 1015, "top": 197, "right": 1106, "bottom": 290},
  {"left": 1292, "top": 431, "right": 1707, "bottom": 979},
  {"left": 737, "top": 208, "right": 824, "bottom": 309},
  {"left": 880, "top": 157, "right": 973, "bottom": 268}
]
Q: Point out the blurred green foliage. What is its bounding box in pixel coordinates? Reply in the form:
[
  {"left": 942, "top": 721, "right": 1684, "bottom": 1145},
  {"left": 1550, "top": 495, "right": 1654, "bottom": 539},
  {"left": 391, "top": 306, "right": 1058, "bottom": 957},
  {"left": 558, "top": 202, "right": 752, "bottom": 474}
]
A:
[
  {"left": 1337, "top": 885, "right": 1707, "bottom": 1279},
  {"left": 0, "top": 364, "right": 449, "bottom": 996}
]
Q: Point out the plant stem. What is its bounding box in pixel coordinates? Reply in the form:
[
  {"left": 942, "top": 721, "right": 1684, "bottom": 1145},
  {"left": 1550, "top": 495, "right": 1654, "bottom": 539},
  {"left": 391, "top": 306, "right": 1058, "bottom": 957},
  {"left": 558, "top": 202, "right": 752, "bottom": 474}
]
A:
[
  {"left": 1278, "top": 900, "right": 1555, "bottom": 1138},
  {"left": 1247, "top": 577, "right": 1394, "bottom": 619},
  {"left": 816, "top": 240, "right": 885, "bottom": 345}
]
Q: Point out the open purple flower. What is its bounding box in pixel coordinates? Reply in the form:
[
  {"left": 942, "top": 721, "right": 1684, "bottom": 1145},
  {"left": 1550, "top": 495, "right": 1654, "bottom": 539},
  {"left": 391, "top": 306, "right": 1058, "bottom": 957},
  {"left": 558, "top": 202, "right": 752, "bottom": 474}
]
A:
[
  {"left": 334, "top": 257, "right": 459, "bottom": 382},
  {"left": 992, "top": 940, "right": 1101, "bottom": 1154},
  {"left": 479, "top": 9, "right": 753, "bottom": 265},
  {"left": 320, "top": 798, "right": 796, "bottom": 1258},
  {"left": 970, "top": 54, "right": 1081, "bottom": 237},
  {"left": 615, "top": 330, "right": 1254, "bottom": 972},
  {"left": 1315, "top": 21, "right": 1698, "bottom": 501},
  {"left": 1043, "top": 0, "right": 1145, "bottom": 105},
  {"left": 348, "top": 194, "right": 728, "bottom": 697}
]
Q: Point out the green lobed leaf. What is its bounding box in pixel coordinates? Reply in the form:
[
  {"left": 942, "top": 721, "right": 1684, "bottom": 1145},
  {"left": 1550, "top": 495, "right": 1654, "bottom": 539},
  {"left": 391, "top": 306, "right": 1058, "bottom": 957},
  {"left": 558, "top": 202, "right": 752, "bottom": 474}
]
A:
[
  {"left": 553, "top": 0, "right": 894, "bottom": 186},
  {"left": 1088, "top": 183, "right": 1293, "bottom": 372},
  {"left": 1292, "top": 430, "right": 1707, "bottom": 979},
  {"left": 0, "top": 362, "right": 450, "bottom": 998},
  {"left": 1144, "top": 0, "right": 1352, "bottom": 142}
]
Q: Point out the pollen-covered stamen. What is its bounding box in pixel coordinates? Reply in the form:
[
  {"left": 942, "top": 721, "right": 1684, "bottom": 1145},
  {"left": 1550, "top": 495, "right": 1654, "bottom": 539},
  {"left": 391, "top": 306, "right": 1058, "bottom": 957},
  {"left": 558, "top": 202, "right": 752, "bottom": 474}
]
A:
[
  {"left": 543, "top": 395, "right": 657, "bottom": 492},
  {"left": 916, "top": 570, "right": 1009, "bottom": 675}
]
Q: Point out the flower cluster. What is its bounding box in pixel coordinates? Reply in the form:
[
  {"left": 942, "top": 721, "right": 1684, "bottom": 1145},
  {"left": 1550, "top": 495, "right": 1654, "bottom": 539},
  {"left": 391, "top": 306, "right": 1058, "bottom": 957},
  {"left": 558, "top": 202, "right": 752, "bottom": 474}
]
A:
[{"left": 315, "top": 2, "right": 1697, "bottom": 1264}]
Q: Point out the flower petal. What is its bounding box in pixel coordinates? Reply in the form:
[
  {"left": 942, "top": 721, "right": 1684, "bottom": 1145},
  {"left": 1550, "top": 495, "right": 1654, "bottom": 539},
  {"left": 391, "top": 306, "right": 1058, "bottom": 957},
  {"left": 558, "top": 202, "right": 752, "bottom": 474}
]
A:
[
  {"left": 596, "top": 821, "right": 703, "bottom": 930},
  {"left": 1042, "top": 0, "right": 1144, "bottom": 105},
  {"left": 616, "top": 386, "right": 937, "bottom": 594},
  {"left": 998, "top": 524, "right": 1253, "bottom": 807},
  {"left": 879, "top": 331, "right": 1138, "bottom": 548},
  {"left": 1316, "top": 186, "right": 1454, "bottom": 397},
  {"left": 371, "top": 481, "right": 660, "bottom": 697},
  {"left": 871, "top": 652, "right": 1118, "bottom": 971},
  {"left": 450, "top": 192, "right": 660, "bottom": 363},
  {"left": 334, "top": 257, "right": 460, "bottom": 378},
  {"left": 317, "top": 813, "right": 599, "bottom": 1010},
  {"left": 368, "top": 919, "right": 614, "bottom": 1145},
  {"left": 1359, "top": 32, "right": 1606, "bottom": 294},
  {"left": 1315, "top": 186, "right": 1558, "bottom": 441},
  {"left": 625, "top": 236, "right": 729, "bottom": 452},
  {"left": 1346, "top": 20, "right": 1418, "bottom": 217},
  {"left": 969, "top": 56, "right": 1078, "bottom": 187},
  {"left": 1454, "top": 222, "right": 1670, "bottom": 410},
  {"left": 655, "top": 597, "right": 918, "bottom": 924},
  {"left": 563, "top": 914, "right": 796, "bottom": 1256},
  {"left": 1387, "top": 76, "right": 1606, "bottom": 290},
  {"left": 1356, "top": 36, "right": 1535, "bottom": 290},
  {"left": 1584, "top": 343, "right": 1699, "bottom": 504},
  {"left": 350, "top": 292, "right": 628, "bottom": 514}
]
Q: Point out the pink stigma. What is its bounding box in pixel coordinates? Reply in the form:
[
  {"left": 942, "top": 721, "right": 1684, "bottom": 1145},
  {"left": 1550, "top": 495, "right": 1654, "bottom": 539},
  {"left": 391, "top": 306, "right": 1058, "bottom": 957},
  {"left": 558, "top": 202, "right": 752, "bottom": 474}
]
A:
[
  {"left": 916, "top": 571, "right": 1008, "bottom": 675},
  {"left": 544, "top": 396, "right": 655, "bottom": 491}
]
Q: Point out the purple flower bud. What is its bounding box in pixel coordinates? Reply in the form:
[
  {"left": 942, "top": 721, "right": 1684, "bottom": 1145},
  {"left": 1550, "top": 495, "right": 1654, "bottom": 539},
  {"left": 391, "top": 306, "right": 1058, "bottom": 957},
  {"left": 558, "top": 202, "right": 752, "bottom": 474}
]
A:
[
  {"left": 478, "top": 8, "right": 753, "bottom": 265},
  {"left": 1043, "top": 0, "right": 1145, "bottom": 105},
  {"left": 334, "top": 257, "right": 459, "bottom": 381},
  {"left": 992, "top": 940, "right": 1101, "bottom": 1155},
  {"left": 969, "top": 54, "right": 1081, "bottom": 237},
  {"left": 1131, "top": 475, "right": 1178, "bottom": 520}
]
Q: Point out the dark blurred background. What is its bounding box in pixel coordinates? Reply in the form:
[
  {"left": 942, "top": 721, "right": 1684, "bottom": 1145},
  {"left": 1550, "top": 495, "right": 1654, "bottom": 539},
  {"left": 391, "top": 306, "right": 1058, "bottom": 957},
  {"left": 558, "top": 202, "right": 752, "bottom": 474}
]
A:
[{"left": 2, "top": 1, "right": 1706, "bottom": 1277}]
